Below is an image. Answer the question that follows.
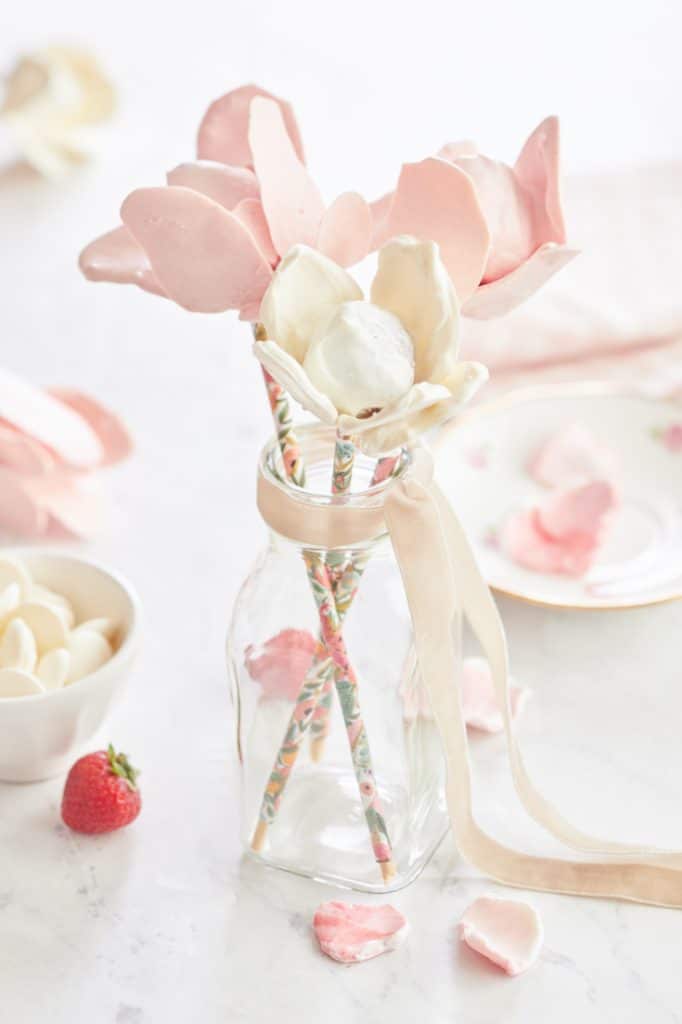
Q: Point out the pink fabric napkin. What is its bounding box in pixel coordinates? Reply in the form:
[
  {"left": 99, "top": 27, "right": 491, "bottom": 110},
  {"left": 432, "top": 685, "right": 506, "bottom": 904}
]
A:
[{"left": 462, "top": 162, "right": 682, "bottom": 399}]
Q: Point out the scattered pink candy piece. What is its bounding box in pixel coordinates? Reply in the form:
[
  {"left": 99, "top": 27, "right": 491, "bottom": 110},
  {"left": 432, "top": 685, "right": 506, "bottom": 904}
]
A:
[
  {"left": 529, "top": 422, "right": 618, "bottom": 488},
  {"left": 245, "top": 628, "right": 317, "bottom": 701},
  {"left": 461, "top": 657, "right": 530, "bottom": 734},
  {"left": 501, "top": 481, "right": 617, "bottom": 577},
  {"left": 659, "top": 423, "right": 682, "bottom": 452},
  {"left": 313, "top": 901, "right": 408, "bottom": 964},
  {"left": 459, "top": 896, "right": 543, "bottom": 976}
]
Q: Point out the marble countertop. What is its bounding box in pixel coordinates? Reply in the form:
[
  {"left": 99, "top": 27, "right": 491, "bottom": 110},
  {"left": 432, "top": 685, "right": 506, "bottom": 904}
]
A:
[{"left": 2, "top": 3, "right": 682, "bottom": 1019}]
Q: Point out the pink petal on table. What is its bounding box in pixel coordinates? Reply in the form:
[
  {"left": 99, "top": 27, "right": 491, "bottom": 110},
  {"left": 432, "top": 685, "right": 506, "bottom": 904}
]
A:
[
  {"left": 659, "top": 423, "right": 682, "bottom": 452},
  {"left": 461, "top": 656, "right": 530, "bottom": 734},
  {"left": 121, "top": 186, "right": 273, "bottom": 314},
  {"left": 0, "top": 469, "right": 48, "bottom": 538},
  {"left": 22, "top": 474, "right": 106, "bottom": 539},
  {"left": 249, "top": 96, "right": 325, "bottom": 258},
  {"left": 166, "top": 161, "right": 259, "bottom": 212},
  {"left": 0, "top": 368, "right": 103, "bottom": 470},
  {"left": 317, "top": 192, "right": 372, "bottom": 268},
  {"left": 537, "top": 480, "right": 616, "bottom": 542},
  {"left": 244, "top": 628, "right": 317, "bottom": 701},
  {"left": 514, "top": 116, "right": 566, "bottom": 248},
  {"left": 48, "top": 389, "right": 133, "bottom": 467},
  {"left": 0, "top": 424, "right": 55, "bottom": 475},
  {"left": 79, "top": 226, "right": 166, "bottom": 298},
  {"left": 459, "top": 896, "right": 543, "bottom": 976},
  {"left": 461, "top": 243, "right": 578, "bottom": 319},
  {"left": 197, "top": 84, "right": 304, "bottom": 168},
  {"left": 369, "top": 191, "right": 394, "bottom": 249},
  {"left": 232, "top": 197, "right": 278, "bottom": 266},
  {"left": 529, "top": 422, "right": 618, "bottom": 489},
  {"left": 386, "top": 157, "right": 490, "bottom": 302},
  {"left": 313, "top": 902, "right": 408, "bottom": 964}
]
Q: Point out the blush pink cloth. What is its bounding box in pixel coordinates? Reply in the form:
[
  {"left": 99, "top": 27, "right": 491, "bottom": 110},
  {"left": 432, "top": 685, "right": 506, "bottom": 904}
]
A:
[
  {"left": 501, "top": 480, "right": 617, "bottom": 577},
  {"left": 313, "top": 901, "right": 408, "bottom": 963},
  {"left": 459, "top": 896, "right": 543, "bottom": 976},
  {"left": 462, "top": 162, "right": 682, "bottom": 398},
  {"left": 0, "top": 367, "right": 132, "bottom": 539},
  {"left": 244, "top": 628, "right": 317, "bottom": 701}
]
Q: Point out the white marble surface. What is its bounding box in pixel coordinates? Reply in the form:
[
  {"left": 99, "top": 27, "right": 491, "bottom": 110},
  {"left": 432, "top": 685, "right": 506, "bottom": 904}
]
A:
[{"left": 2, "top": 3, "right": 682, "bottom": 1021}]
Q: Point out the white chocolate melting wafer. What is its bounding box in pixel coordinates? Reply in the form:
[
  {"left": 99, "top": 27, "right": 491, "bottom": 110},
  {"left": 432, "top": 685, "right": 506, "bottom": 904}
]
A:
[
  {"left": 36, "top": 647, "right": 70, "bottom": 690},
  {"left": 0, "top": 667, "right": 45, "bottom": 697},
  {"left": 67, "top": 629, "right": 112, "bottom": 683},
  {"left": 0, "top": 556, "right": 31, "bottom": 596},
  {"left": 11, "top": 601, "right": 69, "bottom": 654},
  {"left": 0, "top": 583, "right": 21, "bottom": 626},
  {"left": 73, "top": 617, "right": 116, "bottom": 641},
  {"left": 30, "top": 584, "right": 75, "bottom": 628},
  {"left": 0, "top": 618, "right": 38, "bottom": 672}
]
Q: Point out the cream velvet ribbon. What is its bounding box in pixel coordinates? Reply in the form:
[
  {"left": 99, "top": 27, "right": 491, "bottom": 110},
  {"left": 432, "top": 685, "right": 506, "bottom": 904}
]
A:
[{"left": 258, "top": 449, "right": 682, "bottom": 907}]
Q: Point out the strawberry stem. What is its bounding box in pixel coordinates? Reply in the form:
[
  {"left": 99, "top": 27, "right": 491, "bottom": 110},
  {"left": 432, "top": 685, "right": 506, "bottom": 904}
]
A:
[{"left": 107, "top": 743, "right": 140, "bottom": 790}]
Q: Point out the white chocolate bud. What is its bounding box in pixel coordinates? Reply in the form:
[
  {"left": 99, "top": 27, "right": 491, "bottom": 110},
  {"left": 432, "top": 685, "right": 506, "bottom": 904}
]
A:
[{"left": 302, "top": 301, "right": 415, "bottom": 416}]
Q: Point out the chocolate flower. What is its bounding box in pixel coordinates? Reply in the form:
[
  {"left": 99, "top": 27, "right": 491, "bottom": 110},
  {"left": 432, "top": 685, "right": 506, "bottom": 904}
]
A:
[{"left": 254, "top": 236, "right": 487, "bottom": 455}]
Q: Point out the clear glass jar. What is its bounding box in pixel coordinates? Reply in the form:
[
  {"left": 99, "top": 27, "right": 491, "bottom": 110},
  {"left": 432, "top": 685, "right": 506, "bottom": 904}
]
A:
[{"left": 227, "top": 425, "right": 451, "bottom": 892}]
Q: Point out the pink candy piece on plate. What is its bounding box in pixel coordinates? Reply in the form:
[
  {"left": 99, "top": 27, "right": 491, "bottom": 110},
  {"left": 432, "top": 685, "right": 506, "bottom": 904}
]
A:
[
  {"left": 501, "top": 480, "right": 617, "bottom": 577},
  {"left": 461, "top": 657, "right": 530, "bottom": 734},
  {"left": 459, "top": 896, "right": 543, "bottom": 976},
  {"left": 313, "top": 901, "right": 408, "bottom": 964},
  {"left": 529, "top": 422, "right": 618, "bottom": 488},
  {"left": 245, "top": 628, "right": 317, "bottom": 701}
]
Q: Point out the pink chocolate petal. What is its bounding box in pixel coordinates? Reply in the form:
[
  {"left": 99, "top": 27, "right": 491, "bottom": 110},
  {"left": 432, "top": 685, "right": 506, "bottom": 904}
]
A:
[
  {"left": 514, "top": 116, "right": 566, "bottom": 246},
  {"left": 197, "top": 84, "right": 304, "bottom": 168},
  {"left": 232, "top": 197, "right": 278, "bottom": 266},
  {"left": 0, "top": 469, "right": 48, "bottom": 537},
  {"left": 369, "top": 191, "right": 394, "bottom": 249},
  {"left": 537, "top": 480, "right": 616, "bottom": 541},
  {"left": 48, "top": 389, "right": 133, "bottom": 467},
  {"left": 313, "top": 901, "right": 408, "bottom": 964},
  {"left": 461, "top": 657, "right": 530, "bottom": 734},
  {"left": 0, "top": 368, "right": 103, "bottom": 470},
  {"left": 120, "top": 186, "right": 273, "bottom": 314},
  {"left": 317, "top": 192, "right": 372, "bottom": 268},
  {"left": 459, "top": 896, "right": 543, "bottom": 976},
  {"left": 22, "top": 473, "right": 106, "bottom": 539},
  {"left": 386, "top": 157, "right": 490, "bottom": 302},
  {"left": 244, "top": 628, "right": 317, "bottom": 701},
  {"left": 461, "top": 243, "right": 578, "bottom": 319},
  {"left": 166, "top": 161, "right": 259, "bottom": 211},
  {"left": 79, "top": 226, "right": 166, "bottom": 297},
  {"left": 0, "top": 423, "right": 55, "bottom": 475},
  {"left": 529, "top": 423, "right": 618, "bottom": 489},
  {"left": 249, "top": 96, "right": 325, "bottom": 259}
]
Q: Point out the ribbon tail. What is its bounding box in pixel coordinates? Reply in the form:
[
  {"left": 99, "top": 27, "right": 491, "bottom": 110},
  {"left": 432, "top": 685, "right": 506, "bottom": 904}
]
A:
[{"left": 385, "top": 475, "right": 682, "bottom": 908}]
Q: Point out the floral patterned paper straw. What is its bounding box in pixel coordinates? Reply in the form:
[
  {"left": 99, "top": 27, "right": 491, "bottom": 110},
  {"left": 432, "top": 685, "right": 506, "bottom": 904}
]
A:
[
  {"left": 251, "top": 656, "right": 335, "bottom": 853},
  {"left": 253, "top": 322, "right": 306, "bottom": 488},
  {"left": 304, "top": 548, "right": 396, "bottom": 881}
]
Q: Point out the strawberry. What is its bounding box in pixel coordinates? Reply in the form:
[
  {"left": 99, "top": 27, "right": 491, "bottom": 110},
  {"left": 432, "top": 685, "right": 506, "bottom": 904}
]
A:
[{"left": 61, "top": 744, "right": 141, "bottom": 834}]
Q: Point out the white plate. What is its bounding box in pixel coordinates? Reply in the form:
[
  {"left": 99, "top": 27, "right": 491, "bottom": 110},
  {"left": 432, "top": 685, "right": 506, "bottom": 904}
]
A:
[{"left": 435, "top": 384, "right": 682, "bottom": 609}]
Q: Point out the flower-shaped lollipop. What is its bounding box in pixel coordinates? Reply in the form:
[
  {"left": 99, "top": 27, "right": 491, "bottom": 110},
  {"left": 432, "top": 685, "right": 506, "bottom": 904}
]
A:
[
  {"left": 255, "top": 235, "right": 487, "bottom": 454},
  {"left": 0, "top": 47, "right": 115, "bottom": 178},
  {"left": 371, "top": 117, "right": 577, "bottom": 320}
]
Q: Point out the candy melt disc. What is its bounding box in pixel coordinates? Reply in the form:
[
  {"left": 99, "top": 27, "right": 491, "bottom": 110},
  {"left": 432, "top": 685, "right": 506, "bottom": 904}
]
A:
[
  {"left": 0, "top": 582, "right": 21, "bottom": 625},
  {"left": 0, "top": 556, "right": 32, "bottom": 596},
  {"left": 73, "top": 617, "right": 117, "bottom": 642},
  {"left": 0, "top": 618, "right": 37, "bottom": 672},
  {"left": 30, "top": 584, "right": 76, "bottom": 628},
  {"left": 0, "top": 668, "right": 45, "bottom": 698},
  {"left": 67, "top": 629, "right": 112, "bottom": 683},
  {"left": 36, "top": 647, "right": 70, "bottom": 690},
  {"left": 11, "top": 601, "right": 69, "bottom": 654}
]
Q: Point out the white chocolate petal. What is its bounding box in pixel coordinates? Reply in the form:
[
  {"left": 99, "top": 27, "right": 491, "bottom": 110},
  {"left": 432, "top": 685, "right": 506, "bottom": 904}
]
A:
[
  {"left": 36, "top": 647, "right": 70, "bottom": 690},
  {"left": 0, "top": 583, "right": 21, "bottom": 625},
  {"left": 370, "top": 236, "right": 460, "bottom": 382},
  {"left": 253, "top": 340, "right": 338, "bottom": 424},
  {"left": 11, "top": 601, "right": 69, "bottom": 655},
  {"left": 343, "top": 365, "right": 488, "bottom": 455},
  {"left": 67, "top": 629, "right": 112, "bottom": 683},
  {"left": 73, "top": 617, "right": 117, "bottom": 642},
  {"left": 461, "top": 243, "right": 579, "bottom": 320},
  {"left": 259, "top": 244, "right": 362, "bottom": 362},
  {"left": 0, "top": 668, "right": 45, "bottom": 698},
  {"left": 30, "top": 584, "right": 75, "bottom": 628},
  {"left": 0, "top": 618, "right": 37, "bottom": 672},
  {"left": 0, "top": 556, "right": 32, "bottom": 596},
  {"left": 459, "top": 896, "right": 543, "bottom": 976}
]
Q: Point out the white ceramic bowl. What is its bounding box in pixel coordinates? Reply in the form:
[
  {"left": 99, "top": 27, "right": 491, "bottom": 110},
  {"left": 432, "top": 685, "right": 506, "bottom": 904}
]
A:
[{"left": 0, "top": 550, "right": 141, "bottom": 783}]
